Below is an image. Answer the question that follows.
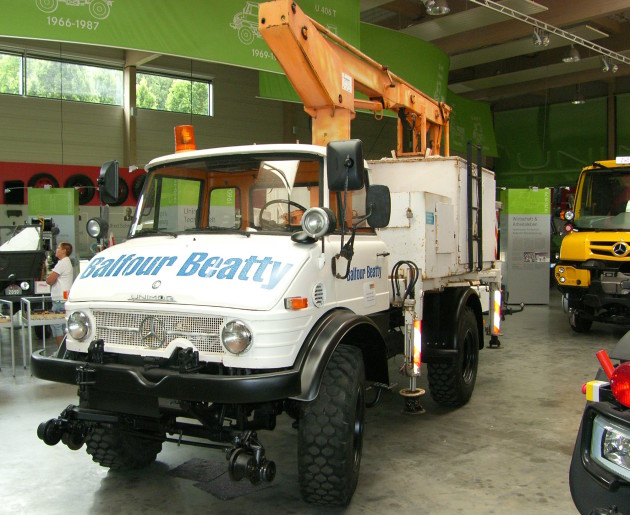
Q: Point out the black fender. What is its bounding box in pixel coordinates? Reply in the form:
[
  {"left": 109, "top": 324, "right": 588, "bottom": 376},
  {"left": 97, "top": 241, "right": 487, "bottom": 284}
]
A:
[
  {"left": 422, "top": 287, "right": 484, "bottom": 362},
  {"left": 293, "top": 309, "right": 389, "bottom": 401}
]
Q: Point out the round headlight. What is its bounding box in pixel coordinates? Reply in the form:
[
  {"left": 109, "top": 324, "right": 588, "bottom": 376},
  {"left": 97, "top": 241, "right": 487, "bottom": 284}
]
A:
[
  {"left": 564, "top": 210, "right": 575, "bottom": 222},
  {"left": 67, "top": 311, "right": 90, "bottom": 341},
  {"left": 301, "top": 207, "right": 337, "bottom": 238},
  {"left": 86, "top": 217, "right": 108, "bottom": 239},
  {"left": 221, "top": 320, "right": 252, "bottom": 354},
  {"left": 20, "top": 281, "right": 30, "bottom": 290}
]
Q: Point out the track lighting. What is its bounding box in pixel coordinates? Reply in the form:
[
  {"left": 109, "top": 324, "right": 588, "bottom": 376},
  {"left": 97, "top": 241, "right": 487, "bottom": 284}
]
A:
[
  {"left": 571, "top": 85, "right": 585, "bottom": 105},
  {"left": 423, "top": 0, "right": 450, "bottom": 16},
  {"left": 532, "top": 28, "right": 550, "bottom": 47},
  {"left": 601, "top": 56, "right": 618, "bottom": 73},
  {"left": 562, "top": 45, "right": 581, "bottom": 63}
]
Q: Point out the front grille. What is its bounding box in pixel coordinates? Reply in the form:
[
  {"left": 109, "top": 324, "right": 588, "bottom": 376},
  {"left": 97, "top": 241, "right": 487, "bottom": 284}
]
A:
[
  {"left": 93, "top": 310, "right": 226, "bottom": 354},
  {"left": 589, "top": 241, "right": 628, "bottom": 258}
]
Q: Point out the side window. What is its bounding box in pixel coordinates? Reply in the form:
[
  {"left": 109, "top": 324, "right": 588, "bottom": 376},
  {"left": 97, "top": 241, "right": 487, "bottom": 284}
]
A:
[
  {"left": 333, "top": 175, "right": 369, "bottom": 231},
  {"left": 209, "top": 188, "right": 241, "bottom": 229}
]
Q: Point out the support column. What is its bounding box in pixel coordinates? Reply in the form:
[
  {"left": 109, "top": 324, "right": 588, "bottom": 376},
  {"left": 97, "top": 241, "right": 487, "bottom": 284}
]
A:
[
  {"left": 123, "top": 64, "right": 137, "bottom": 167},
  {"left": 607, "top": 80, "right": 616, "bottom": 159}
]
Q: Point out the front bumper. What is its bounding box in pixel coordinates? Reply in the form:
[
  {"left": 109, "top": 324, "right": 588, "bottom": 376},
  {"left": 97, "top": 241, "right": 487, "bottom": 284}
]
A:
[
  {"left": 31, "top": 349, "right": 301, "bottom": 404},
  {"left": 570, "top": 401, "right": 630, "bottom": 513}
]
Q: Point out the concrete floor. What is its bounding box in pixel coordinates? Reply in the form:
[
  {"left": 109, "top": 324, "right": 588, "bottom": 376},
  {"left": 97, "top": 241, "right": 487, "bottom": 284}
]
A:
[{"left": 0, "top": 289, "right": 625, "bottom": 514}]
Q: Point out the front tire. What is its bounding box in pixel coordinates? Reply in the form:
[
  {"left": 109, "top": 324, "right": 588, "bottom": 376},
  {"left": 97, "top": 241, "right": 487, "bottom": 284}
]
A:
[
  {"left": 427, "top": 306, "right": 479, "bottom": 407},
  {"left": 570, "top": 311, "right": 592, "bottom": 333},
  {"left": 298, "top": 344, "right": 365, "bottom": 506},
  {"left": 85, "top": 426, "right": 163, "bottom": 470}
]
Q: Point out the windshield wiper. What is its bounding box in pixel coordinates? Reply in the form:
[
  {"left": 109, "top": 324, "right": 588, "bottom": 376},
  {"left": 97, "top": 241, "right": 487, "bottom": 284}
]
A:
[
  {"left": 130, "top": 229, "right": 178, "bottom": 239},
  {"left": 183, "top": 227, "right": 252, "bottom": 237}
]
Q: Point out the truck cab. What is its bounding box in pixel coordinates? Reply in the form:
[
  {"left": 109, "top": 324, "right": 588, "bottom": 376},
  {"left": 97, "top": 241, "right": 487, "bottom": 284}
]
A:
[{"left": 555, "top": 158, "right": 630, "bottom": 332}]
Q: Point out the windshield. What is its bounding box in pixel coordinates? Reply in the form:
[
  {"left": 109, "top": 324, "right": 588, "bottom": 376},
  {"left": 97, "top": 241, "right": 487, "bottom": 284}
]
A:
[
  {"left": 574, "top": 168, "right": 630, "bottom": 231},
  {"left": 129, "top": 152, "right": 322, "bottom": 237}
]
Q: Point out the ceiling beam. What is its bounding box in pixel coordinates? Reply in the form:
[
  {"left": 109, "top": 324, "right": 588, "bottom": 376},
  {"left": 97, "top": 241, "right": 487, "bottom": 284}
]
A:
[
  {"left": 458, "top": 66, "right": 630, "bottom": 102},
  {"left": 435, "top": 0, "right": 630, "bottom": 54}
]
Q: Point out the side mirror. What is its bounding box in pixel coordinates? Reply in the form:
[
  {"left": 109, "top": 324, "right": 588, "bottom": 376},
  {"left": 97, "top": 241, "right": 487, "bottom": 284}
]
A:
[
  {"left": 326, "top": 140, "right": 365, "bottom": 192},
  {"left": 366, "top": 185, "right": 390, "bottom": 229},
  {"left": 98, "top": 160, "right": 119, "bottom": 205}
]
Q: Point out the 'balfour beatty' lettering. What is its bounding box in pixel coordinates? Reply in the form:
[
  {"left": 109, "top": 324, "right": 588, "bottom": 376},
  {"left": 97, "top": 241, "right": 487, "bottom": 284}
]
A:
[
  {"left": 177, "top": 253, "right": 292, "bottom": 289},
  {"left": 80, "top": 253, "right": 293, "bottom": 289},
  {"left": 80, "top": 254, "right": 177, "bottom": 278}
]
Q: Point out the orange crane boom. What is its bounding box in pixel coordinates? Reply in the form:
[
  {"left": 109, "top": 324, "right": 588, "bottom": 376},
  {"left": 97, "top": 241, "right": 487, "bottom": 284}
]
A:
[{"left": 258, "top": 0, "right": 450, "bottom": 156}]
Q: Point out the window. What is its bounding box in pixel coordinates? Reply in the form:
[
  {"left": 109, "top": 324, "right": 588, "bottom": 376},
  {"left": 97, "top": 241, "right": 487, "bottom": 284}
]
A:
[
  {"left": 0, "top": 52, "right": 23, "bottom": 95},
  {"left": 0, "top": 51, "right": 122, "bottom": 105},
  {"left": 26, "top": 57, "right": 122, "bottom": 105},
  {"left": 136, "top": 72, "right": 212, "bottom": 116},
  {"left": 210, "top": 188, "right": 241, "bottom": 229}
]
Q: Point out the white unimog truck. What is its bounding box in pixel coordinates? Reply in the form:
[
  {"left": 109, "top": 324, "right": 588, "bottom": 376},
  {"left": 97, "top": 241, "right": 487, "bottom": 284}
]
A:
[{"left": 32, "top": 1, "right": 503, "bottom": 506}]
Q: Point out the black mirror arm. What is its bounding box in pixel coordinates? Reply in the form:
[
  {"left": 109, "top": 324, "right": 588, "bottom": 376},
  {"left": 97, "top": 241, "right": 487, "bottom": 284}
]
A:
[{"left": 332, "top": 220, "right": 361, "bottom": 279}]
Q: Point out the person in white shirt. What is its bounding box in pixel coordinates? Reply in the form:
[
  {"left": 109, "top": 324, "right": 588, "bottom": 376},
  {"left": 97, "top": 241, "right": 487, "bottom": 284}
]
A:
[{"left": 46, "top": 242, "right": 74, "bottom": 347}]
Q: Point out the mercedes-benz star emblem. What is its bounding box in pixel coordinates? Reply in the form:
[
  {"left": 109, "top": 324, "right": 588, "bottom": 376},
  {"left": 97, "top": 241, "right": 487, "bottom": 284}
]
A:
[
  {"left": 139, "top": 316, "right": 166, "bottom": 347},
  {"left": 613, "top": 242, "right": 628, "bottom": 256}
]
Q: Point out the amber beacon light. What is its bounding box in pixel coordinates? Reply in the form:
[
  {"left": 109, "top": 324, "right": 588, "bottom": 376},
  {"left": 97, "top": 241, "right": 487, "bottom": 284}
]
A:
[{"left": 174, "top": 125, "right": 197, "bottom": 153}]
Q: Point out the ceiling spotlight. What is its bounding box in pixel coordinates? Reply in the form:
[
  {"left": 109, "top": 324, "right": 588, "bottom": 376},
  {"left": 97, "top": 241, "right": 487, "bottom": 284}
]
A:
[
  {"left": 533, "top": 28, "right": 550, "bottom": 47},
  {"left": 423, "top": 0, "right": 450, "bottom": 16},
  {"left": 572, "top": 85, "right": 585, "bottom": 105},
  {"left": 562, "top": 45, "right": 581, "bottom": 63},
  {"left": 601, "top": 56, "right": 619, "bottom": 73}
]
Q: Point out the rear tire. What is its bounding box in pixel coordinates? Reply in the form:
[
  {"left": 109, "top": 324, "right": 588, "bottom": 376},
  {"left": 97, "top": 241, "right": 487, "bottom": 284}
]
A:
[
  {"left": 427, "top": 306, "right": 479, "bottom": 407},
  {"left": 85, "top": 426, "right": 163, "bottom": 470},
  {"left": 298, "top": 344, "right": 365, "bottom": 506}
]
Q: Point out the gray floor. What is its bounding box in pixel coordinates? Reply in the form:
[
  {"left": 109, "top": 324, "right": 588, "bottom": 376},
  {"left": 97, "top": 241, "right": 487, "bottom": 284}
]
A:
[{"left": 0, "top": 289, "right": 624, "bottom": 514}]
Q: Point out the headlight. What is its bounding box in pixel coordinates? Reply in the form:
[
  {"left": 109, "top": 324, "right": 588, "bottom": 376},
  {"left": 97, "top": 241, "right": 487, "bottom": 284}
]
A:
[
  {"left": 221, "top": 320, "right": 252, "bottom": 354},
  {"left": 301, "top": 207, "right": 337, "bottom": 238},
  {"left": 67, "top": 311, "right": 90, "bottom": 341},
  {"left": 20, "top": 281, "right": 30, "bottom": 290},
  {"left": 564, "top": 210, "right": 575, "bottom": 221},
  {"left": 591, "top": 415, "right": 630, "bottom": 481},
  {"left": 86, "top": 217, "right": 109, "bottom": 239}
]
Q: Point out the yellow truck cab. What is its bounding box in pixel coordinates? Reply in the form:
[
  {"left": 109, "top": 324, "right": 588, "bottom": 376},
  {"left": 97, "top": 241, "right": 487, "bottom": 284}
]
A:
[{"left": 555, "top": 157, "right": 630, "bottom": 332}]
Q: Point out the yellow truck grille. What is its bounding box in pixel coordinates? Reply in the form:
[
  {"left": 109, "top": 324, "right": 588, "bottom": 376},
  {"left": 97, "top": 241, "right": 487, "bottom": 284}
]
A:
[
  {"left": 93, "top": 310, "right": 226, "bottom": 354},
  {"left": 589, "top": 240, "right": 630, "bottom": 258}
]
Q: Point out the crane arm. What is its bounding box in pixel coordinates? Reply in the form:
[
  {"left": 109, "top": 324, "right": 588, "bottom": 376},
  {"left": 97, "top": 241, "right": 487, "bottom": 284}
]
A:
[{"left": 258, "top": 0, "right": 450, "bottom": 155}]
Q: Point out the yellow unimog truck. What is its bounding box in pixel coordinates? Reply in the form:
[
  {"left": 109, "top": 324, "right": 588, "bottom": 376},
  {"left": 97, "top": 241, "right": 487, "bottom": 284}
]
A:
[{"left": 555, "top": 157, "right": 630, "bottom": 332}]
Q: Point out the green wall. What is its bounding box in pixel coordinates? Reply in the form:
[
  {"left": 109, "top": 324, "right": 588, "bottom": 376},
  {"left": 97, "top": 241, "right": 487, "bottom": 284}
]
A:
[{"left": 494, "top": 98, "right": 608, "bottom": 188}]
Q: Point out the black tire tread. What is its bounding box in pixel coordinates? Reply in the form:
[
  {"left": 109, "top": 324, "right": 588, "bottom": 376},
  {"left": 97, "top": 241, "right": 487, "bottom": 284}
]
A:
[
  {"left": 85, "top": 427, "right": 162, "bottom": 471},
  {"left": 298, "top": 344, "right": 365, "bottom": 506},
  {"left": 427, "top": 307, "right": 479, "bottom": 407}
]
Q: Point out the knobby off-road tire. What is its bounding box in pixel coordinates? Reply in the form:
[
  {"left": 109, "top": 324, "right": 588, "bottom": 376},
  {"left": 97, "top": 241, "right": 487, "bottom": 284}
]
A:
[
  {"left": 298, "top": 344, "right": 365, "bottom": 506},
  {"left": 427, "top": 306, "right": 479, "bottom": 407},
  {"left": 85, "top": 426, "right": 163, "bottom": 471}
]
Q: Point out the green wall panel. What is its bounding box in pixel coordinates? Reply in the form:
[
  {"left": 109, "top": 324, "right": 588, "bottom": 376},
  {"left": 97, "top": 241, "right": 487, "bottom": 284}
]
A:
[
  {"left": 0, "top": 0, "right": 359, "bottom": 72},
  {"left": 494, "top": 98, "right": 607, "bottom": 189}
]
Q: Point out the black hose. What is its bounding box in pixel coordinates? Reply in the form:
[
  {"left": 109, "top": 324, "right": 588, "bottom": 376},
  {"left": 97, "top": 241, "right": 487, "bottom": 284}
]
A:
[{"left": 390, "top": 260, "right": 419, "bottom": 303}]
